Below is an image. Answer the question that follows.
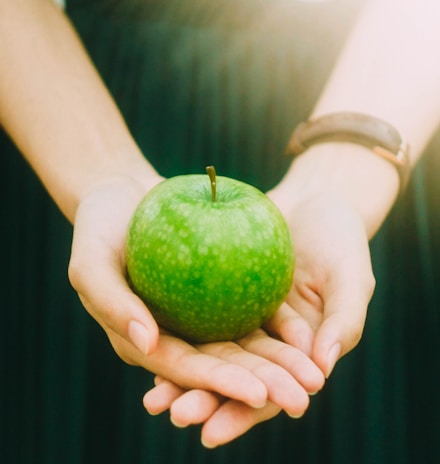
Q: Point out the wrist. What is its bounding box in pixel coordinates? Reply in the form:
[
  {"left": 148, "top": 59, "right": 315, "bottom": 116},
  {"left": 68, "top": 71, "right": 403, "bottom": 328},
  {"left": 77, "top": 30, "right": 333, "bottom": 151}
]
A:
[
  {"left": 285, "top": 112, "right": 410, "bottom": 196},
  {"left": 66, "top": 149, "right": 163, "bottom": 223},
  {"left": 271, "top": 142, "right": 402, "bottom": 238}
]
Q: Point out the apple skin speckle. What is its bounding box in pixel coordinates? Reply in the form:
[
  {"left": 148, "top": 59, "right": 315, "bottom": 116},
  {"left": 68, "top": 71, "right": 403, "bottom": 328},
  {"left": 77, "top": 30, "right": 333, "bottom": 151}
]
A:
[{"left": 126, "top": 174, "right": 294, "bottom": 343}]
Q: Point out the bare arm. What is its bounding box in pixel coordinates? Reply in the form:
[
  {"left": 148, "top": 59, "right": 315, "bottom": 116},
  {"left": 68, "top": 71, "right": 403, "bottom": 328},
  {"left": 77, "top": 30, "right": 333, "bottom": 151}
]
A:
[
  {"left": 270, "top": 0, "right": 440, "bottom": 375},
  {"left": 150, "top": 0, "right": 440, "bottom": 447},
  {"left": 0, "top": 0, "right": 161, "bottom": 222},
  {"left": 274, "top": 0, "right": 440, "bottom": 237},
  {"left": 0, "top": 0, "right": 325, "bottom": 443}
]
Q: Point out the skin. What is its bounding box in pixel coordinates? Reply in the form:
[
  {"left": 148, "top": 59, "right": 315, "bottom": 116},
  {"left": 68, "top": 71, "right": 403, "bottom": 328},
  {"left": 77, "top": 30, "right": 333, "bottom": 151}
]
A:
[
  {"left": 2, "top": 0, "right": 440, "bottom": 450},
  {"left": 144, "top": 180, "right": 376, "bottom": 447},
  {"left": 144, "top": 0, "right": 440, "bottom": 447},
  {"left": 1, "top": 0, "right": 323, "bottom": 430}
]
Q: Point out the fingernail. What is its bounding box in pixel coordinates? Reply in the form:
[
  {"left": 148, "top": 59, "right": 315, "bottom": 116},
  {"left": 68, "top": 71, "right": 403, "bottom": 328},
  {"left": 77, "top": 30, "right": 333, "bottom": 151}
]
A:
[
  {"left": 128, "top": 320, "right": 150, "bottom": 354},
  {"left": 326, "top": 343, "right": 341, "bottom": 378},
  {"left": 170, "top": 416, "right": 188, "bottom": 429},
  {"left": 201, "top": 438, "right": 217, "bottom": 449}
]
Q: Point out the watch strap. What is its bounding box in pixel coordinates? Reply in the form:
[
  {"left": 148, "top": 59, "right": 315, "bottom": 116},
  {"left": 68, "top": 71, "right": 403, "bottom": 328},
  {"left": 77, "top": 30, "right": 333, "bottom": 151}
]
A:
[{"left": 285, "top": 112, "right": 410, "bottom": 195}]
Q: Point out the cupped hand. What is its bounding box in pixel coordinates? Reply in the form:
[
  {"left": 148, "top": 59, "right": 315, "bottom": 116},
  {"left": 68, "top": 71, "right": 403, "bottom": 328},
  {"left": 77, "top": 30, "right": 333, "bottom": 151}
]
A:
[
  {"left": 68, "top": 175, "right": 324, "bottom": 421},
  {"left": 143, "top": 189, "right": 375, "bottom": 447},
  {"left": 143, "top": 325, "right": 324, "bottom": 448},
  {"left": 266, "top": 189, "right": 376, "bottom": 377}
]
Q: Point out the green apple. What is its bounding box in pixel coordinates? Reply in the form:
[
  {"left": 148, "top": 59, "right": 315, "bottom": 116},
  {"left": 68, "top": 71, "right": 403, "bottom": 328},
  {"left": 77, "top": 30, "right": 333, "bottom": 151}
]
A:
[{"left": 125, "top": 167, "right": 294, "bottom": 343}]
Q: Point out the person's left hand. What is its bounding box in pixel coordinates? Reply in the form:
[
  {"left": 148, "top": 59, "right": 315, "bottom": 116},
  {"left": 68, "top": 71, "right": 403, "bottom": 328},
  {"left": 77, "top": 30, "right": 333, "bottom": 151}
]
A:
[{"left": 143, "top": 184, "right": 375, "bottom": 448}]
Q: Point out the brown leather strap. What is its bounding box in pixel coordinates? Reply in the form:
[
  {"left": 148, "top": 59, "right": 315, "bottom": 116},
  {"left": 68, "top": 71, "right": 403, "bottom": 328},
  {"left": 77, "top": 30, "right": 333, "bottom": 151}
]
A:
[{"left": 285, "top": 112, "right": 410, "bottom": 195}]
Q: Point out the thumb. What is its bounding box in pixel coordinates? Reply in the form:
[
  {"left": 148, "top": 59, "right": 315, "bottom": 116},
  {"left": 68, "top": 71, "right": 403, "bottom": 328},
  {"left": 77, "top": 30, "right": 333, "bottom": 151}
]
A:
[
  {"left": 68, "top": 238, "right": 160, "bottom": 359},
  {"left": 312, "top": 274, "right": 375, "bottom": 378},
  {"left": 68, "top": 178, "right": 162, "bottom": 360}
]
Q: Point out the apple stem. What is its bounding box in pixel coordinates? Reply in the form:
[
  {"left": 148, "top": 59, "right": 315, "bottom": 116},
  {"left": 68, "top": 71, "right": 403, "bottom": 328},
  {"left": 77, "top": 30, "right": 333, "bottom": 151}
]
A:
[{"left": 206, "top": 165, "right": 217, "bottom": 202}]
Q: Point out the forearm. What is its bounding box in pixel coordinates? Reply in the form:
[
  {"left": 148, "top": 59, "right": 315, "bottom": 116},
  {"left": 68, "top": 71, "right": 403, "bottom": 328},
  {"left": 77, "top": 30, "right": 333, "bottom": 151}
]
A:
[
  {"left": 275, "top": 0, "right": 440, "bottom": 238},
  {"left": 0, "top": 0, "right": 160, "bottom": 222}
]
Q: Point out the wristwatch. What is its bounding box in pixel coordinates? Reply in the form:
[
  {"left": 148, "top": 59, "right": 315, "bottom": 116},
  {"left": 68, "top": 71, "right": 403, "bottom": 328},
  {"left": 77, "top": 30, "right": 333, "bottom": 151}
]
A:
[{"left": 285, "top": 112, "right": 410, "bottom": 195}]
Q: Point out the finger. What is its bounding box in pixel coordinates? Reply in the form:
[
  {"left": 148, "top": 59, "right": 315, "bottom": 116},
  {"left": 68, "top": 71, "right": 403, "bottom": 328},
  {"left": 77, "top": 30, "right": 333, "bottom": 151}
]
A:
[
  {"left": 145, "top": 377, "right": 224, "bottom": 427},
  {"left": 69, "top": 229, "right": 159, "bottom": 356},
  {"left": 69, "top": 184, "right": 160, "bottom": 356},
  {"left": 237, "top": 329, "right": 325, "bottom": 395},
  {"left": 71, "top": 264, "right": 159, "bottom": 356},
  {"left": 201, "top": 401, "right": 282, "bottom": 449},
  {"left": 170, "top": 390, "right": 223, "bottom": 427},
  {"left": 109, "top": 330, "right": 268, "bottom": 408},
  {"left": 198, "top": 339, "right": 310, "bottom": 417},
  {"left": 312, "top": 263, "right": 375, "bottom": 378},
  {"left": 264, "top": 302, "right": 316, "bottom": 356},
  {"left": 153, "top": 375, "right": 166, "bottom": 385},
  {"left": 143, "top": 380, "right": 184, "bottom": 416}
]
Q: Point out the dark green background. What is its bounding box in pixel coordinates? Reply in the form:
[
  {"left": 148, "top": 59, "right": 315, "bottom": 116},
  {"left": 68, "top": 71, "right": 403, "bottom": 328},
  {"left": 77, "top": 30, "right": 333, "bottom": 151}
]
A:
[{"left": 2, "top": 1, "right": 440, "bottom": 462}]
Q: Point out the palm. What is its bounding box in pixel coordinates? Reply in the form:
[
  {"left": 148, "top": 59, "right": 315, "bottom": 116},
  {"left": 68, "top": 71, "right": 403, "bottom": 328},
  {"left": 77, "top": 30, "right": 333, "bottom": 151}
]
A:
[
  {"left": 142, "top": 191, "right": 375, "bottom": 447},
  {"left": 267, "top": 192, "right": 375, "bottom": 375},
  {"left": 68, "top": 176, "right": 325, "bottom": 448}
]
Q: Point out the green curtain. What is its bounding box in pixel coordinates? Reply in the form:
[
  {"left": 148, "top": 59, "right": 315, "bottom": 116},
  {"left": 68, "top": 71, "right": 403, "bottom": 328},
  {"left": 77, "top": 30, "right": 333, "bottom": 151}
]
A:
[{"left": 2, "top": 1, "right": 440, "bottom": 463}]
